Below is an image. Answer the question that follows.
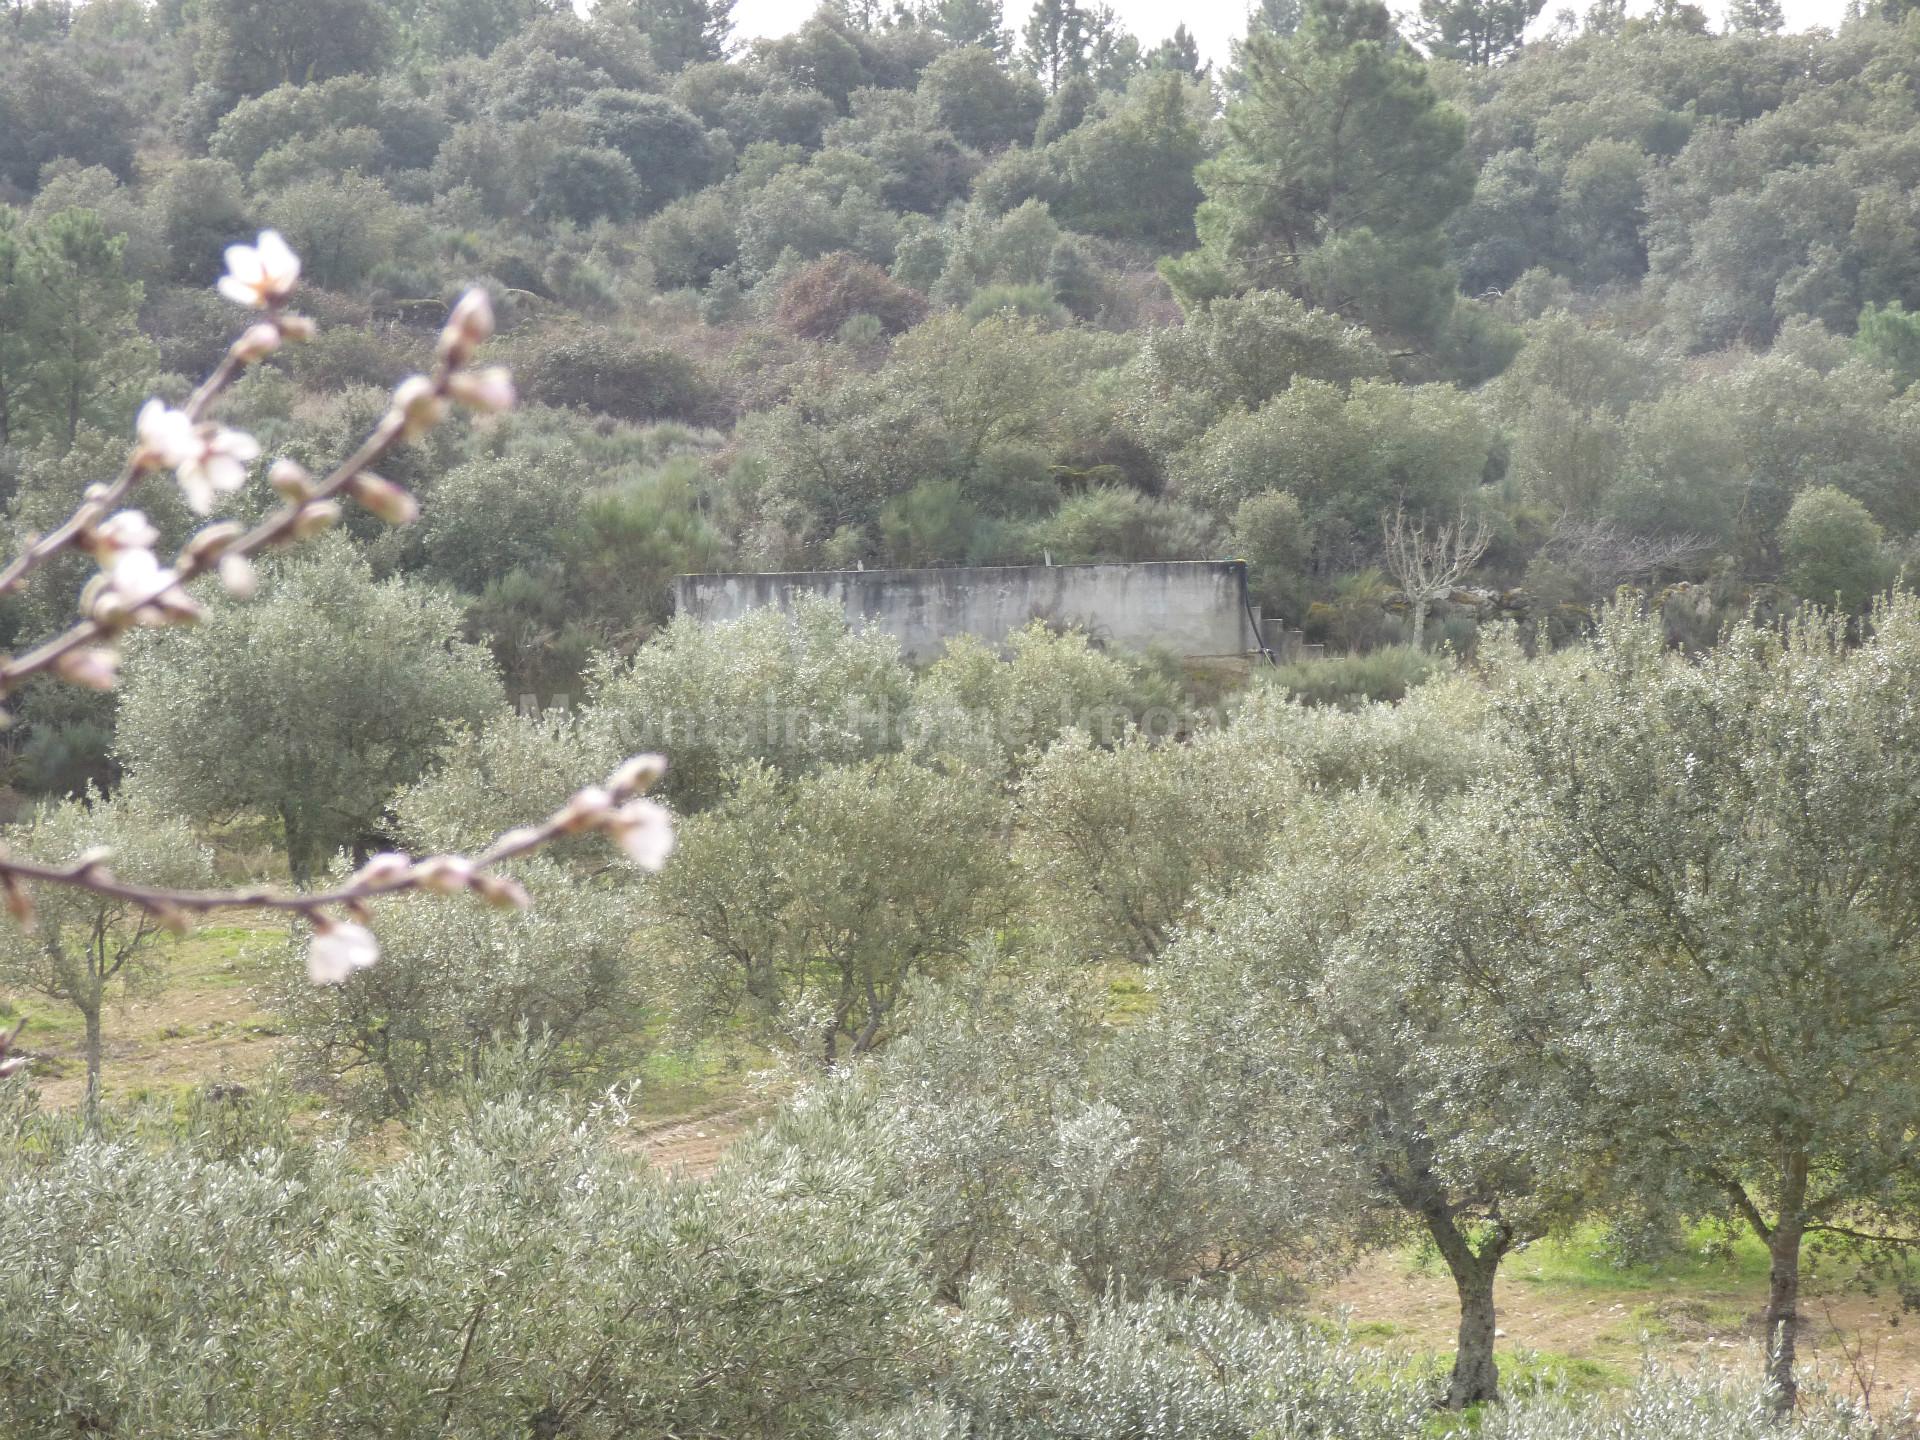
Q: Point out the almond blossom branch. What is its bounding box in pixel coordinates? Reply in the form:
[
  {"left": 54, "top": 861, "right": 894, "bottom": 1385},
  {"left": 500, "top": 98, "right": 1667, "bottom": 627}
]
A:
[
  {"left": 0, "top": 281, "right": 508, "bottom": 699},
  {"left": 0, "top": 235, "right": 305, "bottom": 602},
  {"left": 0, "top": 756, "right": 674, "bottom": 985},
  {"left": 0, "top": 230, "right": 673, "bottom": 1004}
]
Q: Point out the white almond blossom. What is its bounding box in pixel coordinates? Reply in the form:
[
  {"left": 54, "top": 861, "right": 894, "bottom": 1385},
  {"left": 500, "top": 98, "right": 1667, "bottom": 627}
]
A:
[
  {"left": 92, "top": 544, "right": 197, "bottom": 628},
  {"left": 175, "top": 425, "right": 261, "bottom": 515},
  {"left": 135, "top": 401, "right": 260, "bottom": 513},
  {"left": 92, "top": 510, "right": 159, "bottom": 564},
  {"left": 609, "top": 798, "right": 674, "bottom": 871},
  {"left": 136, "top": 400, "right": 197, "bottom": 469},
  {"left": 217, "top": 230, "right": 300, "bottom": 309},
  {"left": 307, "top": 919, "right": 380, "bottom": 985}
]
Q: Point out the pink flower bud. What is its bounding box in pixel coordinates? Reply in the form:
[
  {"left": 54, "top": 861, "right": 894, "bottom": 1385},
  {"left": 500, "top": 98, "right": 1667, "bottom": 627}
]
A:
[
  {"left": 291, "top": 500, "right": 341, "bottom": 539},
  {"left": 185, "top": 521, "right": 245, "bottom": 562},
  {"left": 391, "top": 375, "right": 447, "bottom": 439},
  {"left": 269, "top": 459, "right": 313, "bottom": 502},
  {"left": 232, "top": 324, "right": 282, "bottom": 363},
  {"left": 414, "top": 855, "right": 476, "bottom": 895},
  {"left": 348, "top": 472, "right": 421, "bottom": 526},
  {"left": 557, "top": 785, "right": 615, "bottom": 832},
  {"left": 54, "top": 647, "right": 120, "bottom": 691},
  {"left": 448, "top": 367, "right": 515, "bottom": 414},
  {"left": 439, "top": 289, "right": 495, "bottom": 362},
  {"left": 353, "top": 852, "right": 414, "bottom": 889},
  {"left": 473, "top": 873, "right": 531, "bottom": 910},
  {"left": 607, "top": 754, "right": 668, "bottom": 798},
  {"left": 492, "top": 825, "right": 543, "bottom": 854}
]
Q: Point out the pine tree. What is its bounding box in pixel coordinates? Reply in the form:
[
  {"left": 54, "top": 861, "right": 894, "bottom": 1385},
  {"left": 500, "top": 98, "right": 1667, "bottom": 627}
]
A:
[
  {"left": 1724, "top": 0, "right": 1783, "bottom": 29},
  {"left": 1167, "top": 0, "right": 1473, "bottom": 342},
  {"left": 0, "top": 208, "right": 21, "bottom": 448},
  {"left": 1582, "top": 0, "right": 1625, "bottom": 35},
  {"left": 1248, "top": 0, "right": 1303, "bottom": 33},
  {"left": 1022, "top": 0, "right": 1089, "bottom": 90},
  {"left": 1414, "top": 0, "right": 1544, "bottom": 66},
  {"left": 1147, "top": 23, "right": 1204, "bottom": 78},
  {"left": 17, "top": 209, "right": 144, "bottom": 450},
  {"left": 600, "top": 0, "right": 735, "bottom": 68},
  {"left": 926, "top": 0, "right": 1009, "bottom": 54},
  {"left": 1084, "top": 2, "right": 1139, "bottom": 88},
  {"left": 1227, "top": 0, "right": 1304, "bottom": 90}
]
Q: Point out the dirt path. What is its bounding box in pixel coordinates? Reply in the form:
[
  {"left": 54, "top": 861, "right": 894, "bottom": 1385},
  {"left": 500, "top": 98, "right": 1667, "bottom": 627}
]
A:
[
  {"left": 628, "top": 1100, "right": 764, "bottom": 1177},
  {"left": 22, "top": 976, "right": 282, "bottom": 1113}
]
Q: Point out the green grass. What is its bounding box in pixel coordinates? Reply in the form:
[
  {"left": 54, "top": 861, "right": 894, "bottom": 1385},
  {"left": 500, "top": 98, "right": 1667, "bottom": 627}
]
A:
[
  {"left": 630, "top": 1034, "right": 769, "bottom": 1121},
  {"left": 1417, "top": 1350, "right": 1630, "bottom": 1436},
  {"left": 0, "top": 993, "right": 83, "bottom": 1047},
  {"left": 168, "top": 923, "right": 282, "bottom": 983},
  {"left": 0, "top": 922, "right": 276, "bottom": 1042},
  {"left": 1501, "top": 1348, "right": 1631, "bottom": 1399},
  {"left": 1409, "top": 1219, "right": 1920, "bottom": 1300},
  {"left": 1503, "top": 1223, "right": 1772, "bottom": 1293},
  {"left": 1103, "top": 966, "right": 1154, "bottom": 1021},
  {"left": 1348, "top": 1319, "right": 1407, "bottom": 1342}
]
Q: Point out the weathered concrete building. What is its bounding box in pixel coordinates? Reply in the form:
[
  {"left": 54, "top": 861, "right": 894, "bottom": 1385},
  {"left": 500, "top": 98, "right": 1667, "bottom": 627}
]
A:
[{"left": 672, "top": 560, "right": 1261, "bottom": 662}]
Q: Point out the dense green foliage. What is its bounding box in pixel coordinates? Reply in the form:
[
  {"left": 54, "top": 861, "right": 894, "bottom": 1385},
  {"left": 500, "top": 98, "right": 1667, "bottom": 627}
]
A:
[{"left": 3, "top": 0, "right": 1917, "bottom": 755}]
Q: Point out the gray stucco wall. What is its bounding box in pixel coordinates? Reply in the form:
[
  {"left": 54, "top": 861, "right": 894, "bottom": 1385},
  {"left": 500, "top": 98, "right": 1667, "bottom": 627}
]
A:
[{"left": 671, "top": 561, "right": 1256, "bottom": 661}]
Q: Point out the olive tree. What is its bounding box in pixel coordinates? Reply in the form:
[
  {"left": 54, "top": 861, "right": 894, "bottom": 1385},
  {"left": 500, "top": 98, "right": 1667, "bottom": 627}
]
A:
[
  {"left": 116, "top": 539, "right": 503, "bottom": 883},
  {"left": 1160, "top": 790, "right": 1603, "bottom": 1408},
  {"left": 0, "top": 792, "right": 212, "bottom": 1119},
  {"left": 0, "top": 1075, "right": 931, "bottom": 1436},
  {"left": 862, "top": 955, "right": 1361, "bottom": 1314},
  {"left": 1499, "top": 596, "right": 1920, "bottom": 1410},
  {"left": 391, "top": 710, "right": 621, "bottom": 855},
  {"left": 584, "top": 596, "right": 912, "bottom": 813},
  {"left": 274, "top": 860, "right": 644, "bottom": 1117},
  {"left": 907, "top": 622, "right": 1184, "bottom": 778},
  {"left": 649, "top": 756, "right": 1011, "bottom": 1061},
  {"left": 1014, "top": 726, "right": 1294, "bottom": 963}
]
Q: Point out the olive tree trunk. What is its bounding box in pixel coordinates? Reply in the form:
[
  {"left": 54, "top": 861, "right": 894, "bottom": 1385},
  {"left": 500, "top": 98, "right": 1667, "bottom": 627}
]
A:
[
  {"left": 82, "top": 1002, "right": 103, "bottom": 1129},
  {"left": 1419, "top": 1202, "right": 1513, "bottom": 1409},
  {"left": 1764, "top": 1218, "right": 1803, "bottom": 1413},
  {"left": 1447, "top": 1256, "right": 1500, "bottom": 1409},
  {"left": 1760, "top": 1154, "right": 1810, "bottom": 1415}
]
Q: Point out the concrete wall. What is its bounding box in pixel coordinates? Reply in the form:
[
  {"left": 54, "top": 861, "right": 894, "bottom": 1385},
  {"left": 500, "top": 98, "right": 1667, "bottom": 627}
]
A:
[{"left": 672, "top": 561, "right": 1256, "bottom": 662}]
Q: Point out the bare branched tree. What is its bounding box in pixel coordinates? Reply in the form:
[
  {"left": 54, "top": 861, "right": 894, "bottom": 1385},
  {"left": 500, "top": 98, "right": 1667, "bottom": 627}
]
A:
[
  {"left": 1380, "top": 504, "right": 1492, "bottom": 651},
  {"left": 0, "top": 231, "right": 675, "bottom": 1023},
  {"left": 1540, "top": 517, "right": 1710, "bottom": 598}
]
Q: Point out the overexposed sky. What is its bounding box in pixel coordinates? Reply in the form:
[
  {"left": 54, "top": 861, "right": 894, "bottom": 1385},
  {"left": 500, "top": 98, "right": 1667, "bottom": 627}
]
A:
[{"left": 731, "top": 0, "right": 1856, "bottom": 69}]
